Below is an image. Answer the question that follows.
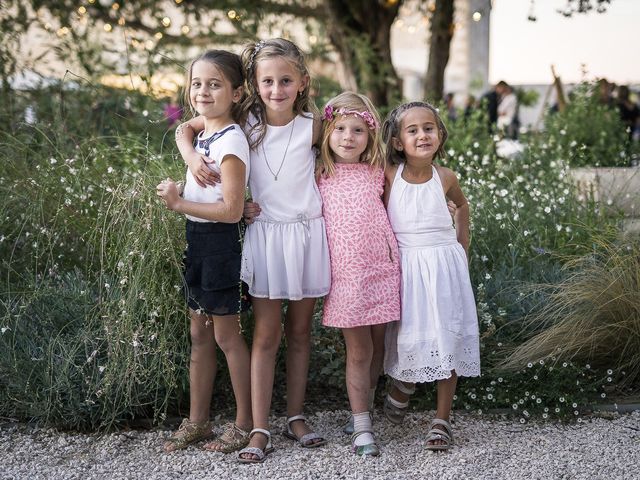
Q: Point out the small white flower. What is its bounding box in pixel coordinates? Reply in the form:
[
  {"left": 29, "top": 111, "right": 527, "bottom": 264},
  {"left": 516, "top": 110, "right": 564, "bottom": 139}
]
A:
[
  {"left": 50, "top": 158, "right": 57, "bottom": 164},
  {"left": 1, "top": 327, "right": 10, "bottom": 334}
]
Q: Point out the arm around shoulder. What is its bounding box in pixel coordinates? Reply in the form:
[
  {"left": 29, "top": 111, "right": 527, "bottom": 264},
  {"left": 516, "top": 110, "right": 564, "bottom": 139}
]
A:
[{"left": 439, "top": 166, "right": 471, "bottom": 257}]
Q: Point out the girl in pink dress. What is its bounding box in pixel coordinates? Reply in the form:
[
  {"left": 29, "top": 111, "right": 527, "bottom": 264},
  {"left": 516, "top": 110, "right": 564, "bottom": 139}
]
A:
[{"left": 317, "top": 92, "right": 401, "bottom": 457}]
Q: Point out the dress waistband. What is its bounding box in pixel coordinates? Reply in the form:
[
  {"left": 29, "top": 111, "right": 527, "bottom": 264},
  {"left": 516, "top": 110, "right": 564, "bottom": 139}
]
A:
[
  {"left": 394, "top": 228, "right": 457, "bottom": 249},
  {"left": 253, "top": 213, "right": 323, "bottom": 246}
]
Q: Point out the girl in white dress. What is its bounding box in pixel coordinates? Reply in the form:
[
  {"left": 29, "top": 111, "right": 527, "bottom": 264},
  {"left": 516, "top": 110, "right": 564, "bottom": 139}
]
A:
[
  {"left": 176, "top": 38, "right": 330, "bottom": 463},
  {"left": 381, "top": 102, "right": 480, "bottom": 451}
]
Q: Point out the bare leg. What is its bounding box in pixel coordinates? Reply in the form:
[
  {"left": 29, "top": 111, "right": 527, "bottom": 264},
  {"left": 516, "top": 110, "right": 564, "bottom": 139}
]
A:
[
  {"left": 429, "top": 370, "right": 458, "bottom": 447},
  {"left": 283, "top": 297, "right": 320, "bottom": 441},
  {"left": 342, "top": 326, "right": 374, "bottom": 414},
  {"left": 188, "top": 310, "right": 217, "bottom": 423},
  {"left": 239, "top": 298, "right": 282, "bottom": 460},
  {"left": 164, "top": 309, "right": 216, "bottom": 452},
  {"left": 370, "top": 323, "right": 386, "bottom": 394},
  {"left": 211, "top": 314, "right": 252, "bottom": 432}
]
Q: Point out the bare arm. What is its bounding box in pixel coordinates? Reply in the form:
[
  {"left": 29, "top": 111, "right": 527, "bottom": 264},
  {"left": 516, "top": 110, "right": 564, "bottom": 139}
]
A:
[
  {"left": 439, "top": 166, "right": 470, "bottom": 257},
  {"left": 175, "top": 117, "right": 219, "bottom": 187},
  {"left": 312, "top": 114, "right": 322, "bottom": 146},
  {"left": 383, "top": 164, "right": 398, "bottom": 208},
  {"left": 157, "top": 155, "right": 246, "bottom": 223}
]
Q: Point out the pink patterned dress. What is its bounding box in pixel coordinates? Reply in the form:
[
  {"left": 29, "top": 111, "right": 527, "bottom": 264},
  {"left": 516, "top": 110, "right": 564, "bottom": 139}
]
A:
[{"left": 318, "top": 163, "right": 401, "bottom": 328}]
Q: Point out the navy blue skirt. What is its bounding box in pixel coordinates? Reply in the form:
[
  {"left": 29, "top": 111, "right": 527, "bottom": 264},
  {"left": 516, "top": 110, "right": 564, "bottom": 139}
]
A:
[{"left": 183, "top": 220, "right": 249, "bottom": 315}]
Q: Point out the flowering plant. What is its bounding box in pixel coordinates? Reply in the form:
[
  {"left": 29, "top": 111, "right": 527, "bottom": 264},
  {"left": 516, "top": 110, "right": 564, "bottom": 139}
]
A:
[{"left": 322, "top": 105, "right": 379, "bottom": 130}]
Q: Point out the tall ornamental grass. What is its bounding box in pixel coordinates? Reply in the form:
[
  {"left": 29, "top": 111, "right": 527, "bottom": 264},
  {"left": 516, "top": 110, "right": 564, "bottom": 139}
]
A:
[
  {"left": 0, "top": 127, "right": 193, "bottom": 429},
  {"left": 500, "top": 236, "right": 640, "bottom": 386}
]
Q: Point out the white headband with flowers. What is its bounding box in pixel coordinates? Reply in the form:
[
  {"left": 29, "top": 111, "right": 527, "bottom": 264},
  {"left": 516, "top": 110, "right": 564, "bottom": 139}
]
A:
[{"left": 323, "top": 105, "right": 379, "bottom": 130}]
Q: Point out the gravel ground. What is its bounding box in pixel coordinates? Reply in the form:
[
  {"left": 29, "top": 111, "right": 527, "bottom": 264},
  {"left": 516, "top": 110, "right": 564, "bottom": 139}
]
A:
[{"left": 1, "top": 410, "right": 639, "bottom": 480}]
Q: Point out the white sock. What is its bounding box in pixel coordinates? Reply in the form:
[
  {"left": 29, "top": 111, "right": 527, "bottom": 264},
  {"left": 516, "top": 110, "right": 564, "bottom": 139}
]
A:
[
  {"left": 367, "top": 387, "right": 376, "bottom": 411},
  {"left": 353, "top": 411, "right": 374, "bottom": 446}
]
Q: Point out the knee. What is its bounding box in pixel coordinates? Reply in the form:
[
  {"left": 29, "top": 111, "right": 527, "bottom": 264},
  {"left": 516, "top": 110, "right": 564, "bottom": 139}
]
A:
[
  {"left": 285, "top": 327, "right": 311, "bottom": 350},
  {"left": 252, "top": 331, "right": 282, "bottom": 357},
  {"left": 190, "top": 322, "right": 213, "bottom": 349},
  {"left": 347, "top": 346, "right": 372, "bottom": 366},
  {"left": 214, "top": 329, "right": 245, "bottom": 354}
]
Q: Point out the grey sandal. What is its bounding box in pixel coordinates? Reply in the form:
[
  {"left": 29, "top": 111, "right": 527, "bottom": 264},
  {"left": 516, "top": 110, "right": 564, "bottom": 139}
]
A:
[
  {"left": 383, "top": 380, "right": 415, "bottom": 425},
  {"left": 425, "top": 418, "right": 454, "bottom": 451},
  {"left": 237, "top": 428, "right": 274, "bottom": 464},
  {"left": 283, "top": 414, "right": 327, "bottom": 448}
]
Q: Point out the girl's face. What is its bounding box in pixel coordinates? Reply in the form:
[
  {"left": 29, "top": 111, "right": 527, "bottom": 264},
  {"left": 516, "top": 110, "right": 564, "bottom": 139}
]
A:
[
  {"left": 255, "top": 57, "right": 307, "bottom": 119},
  {"left": 393, "top": 107, "right": 441, "bottom": 163},
  {"left": 189, "top": 60, "right": 242, "bottom": 120},
  {"left": 328, "top": 115, "right": 369, "bottom": 164}
]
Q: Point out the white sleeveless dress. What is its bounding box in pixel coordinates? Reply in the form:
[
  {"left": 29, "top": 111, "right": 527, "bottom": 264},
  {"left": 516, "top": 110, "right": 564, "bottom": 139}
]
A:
[
  {"left": 384, "top": 164, "right": 480, "bottom": 383},
  {"left": 240, "top": 113, "right": 331, "bottom": 300}
]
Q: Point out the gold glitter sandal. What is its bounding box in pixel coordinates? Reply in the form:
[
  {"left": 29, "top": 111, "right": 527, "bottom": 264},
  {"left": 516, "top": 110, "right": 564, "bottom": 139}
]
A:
[
  {"left": 163, "top": 419, "right": 213, "bottom": 452},
  {"left": 202, "top": 422, "right": 250, "bottom": 453}
]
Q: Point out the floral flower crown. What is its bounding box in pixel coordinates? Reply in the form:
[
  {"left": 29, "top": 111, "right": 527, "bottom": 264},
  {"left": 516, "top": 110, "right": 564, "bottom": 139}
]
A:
[{"left": 322, "top": 105, "right": 379, "bottom": 130}]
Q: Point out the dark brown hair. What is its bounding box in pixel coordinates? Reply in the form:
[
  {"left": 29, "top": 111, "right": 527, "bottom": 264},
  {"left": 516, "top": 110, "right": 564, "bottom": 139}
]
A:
[
  {"left": 381, "top": 101, "right": 448, "bottom": 165},
  {"left": 184, "top": 50, "right": 245, "bottom": 122}
]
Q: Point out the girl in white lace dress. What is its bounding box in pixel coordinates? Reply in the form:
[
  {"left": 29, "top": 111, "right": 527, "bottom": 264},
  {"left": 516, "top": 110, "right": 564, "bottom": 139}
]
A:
[{"left": 381, "top": 102, "right": 480, "bottom": 451}]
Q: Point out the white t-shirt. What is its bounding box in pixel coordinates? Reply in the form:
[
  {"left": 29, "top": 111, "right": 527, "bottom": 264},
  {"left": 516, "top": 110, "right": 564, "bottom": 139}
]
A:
[{"left": 182, "top": 123, "right": 250, "bottom": 222}]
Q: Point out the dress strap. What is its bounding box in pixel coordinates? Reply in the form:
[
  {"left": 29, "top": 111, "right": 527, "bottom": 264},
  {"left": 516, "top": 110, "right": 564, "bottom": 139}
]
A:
[{"left": 394, "top": 163, "right": 405, "bottom": 182}]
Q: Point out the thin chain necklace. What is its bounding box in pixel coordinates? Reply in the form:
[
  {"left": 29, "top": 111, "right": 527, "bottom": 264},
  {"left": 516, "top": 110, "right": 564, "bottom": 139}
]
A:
[{"left": 261, "top": 116, "right": 296, "bottom": 181}]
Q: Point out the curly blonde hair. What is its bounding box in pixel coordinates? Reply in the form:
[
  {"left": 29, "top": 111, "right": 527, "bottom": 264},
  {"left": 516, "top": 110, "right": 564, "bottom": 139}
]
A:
[
  {"left": 320, "top": 92, "right": 383, "bottom": 177},
  {"left": 240, "top": 38, "right": 318, "bottom": 149}
]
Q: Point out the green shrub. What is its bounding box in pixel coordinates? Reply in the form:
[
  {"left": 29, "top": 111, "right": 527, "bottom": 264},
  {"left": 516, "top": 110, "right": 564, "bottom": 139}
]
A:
[
  {"left": 543, "top": 82, "right": 637, "bottom": 167},
  {"left": 0, "top": 82, "right": 633, "bottom": 430}
]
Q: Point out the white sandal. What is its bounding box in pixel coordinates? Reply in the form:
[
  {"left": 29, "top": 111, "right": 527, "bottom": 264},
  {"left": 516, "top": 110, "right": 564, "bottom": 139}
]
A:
[
  {"left": 283, "top": 414, "right": 327, "bottom": 448},
  {"left": 237, "top": 428, "right": 274, "bottom": 464},
  {"left": 425, "top": 418, "right": 454, "bottom": 451}
]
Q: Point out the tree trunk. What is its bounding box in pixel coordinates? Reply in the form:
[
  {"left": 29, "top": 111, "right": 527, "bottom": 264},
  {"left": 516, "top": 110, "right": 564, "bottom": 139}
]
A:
[
  {"left": 322, "top": 0, "right": 403, "bottom": 107},
  {"left": 424, "top": 0, "right": 455, "bottom": 103}
]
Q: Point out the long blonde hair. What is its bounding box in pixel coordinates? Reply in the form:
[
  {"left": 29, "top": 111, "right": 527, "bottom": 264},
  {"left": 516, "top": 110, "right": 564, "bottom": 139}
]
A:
[
  {"left": 320, "top": 92, "right": 383, "bottom": 177},
  {"left": 240, "top": 38, "right": 318, "bottom": 149}
]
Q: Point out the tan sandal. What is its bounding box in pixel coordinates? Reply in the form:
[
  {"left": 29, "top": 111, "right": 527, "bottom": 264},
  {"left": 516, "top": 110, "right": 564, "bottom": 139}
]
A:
[
  {"left": 202, "top": 422, "right": 250, "bottom": 454},
  {"left": 163, "top": 419, "right": 213, "bottom": 452}
]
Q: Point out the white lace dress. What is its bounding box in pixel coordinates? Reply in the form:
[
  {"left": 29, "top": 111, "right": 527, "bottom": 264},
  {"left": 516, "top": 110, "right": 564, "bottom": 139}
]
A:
[
  {"left": 384, "top": 164, "right": 481, "bottom": 383},
  {"left": 240, "top": 113, "right": 331, "bottom": 300}
]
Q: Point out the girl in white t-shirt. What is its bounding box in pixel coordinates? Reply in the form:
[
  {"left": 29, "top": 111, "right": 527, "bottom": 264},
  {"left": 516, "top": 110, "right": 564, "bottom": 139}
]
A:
[
  {"left": 177, "top": 38, "right": 330, "bottom": 464},
  {"left": 156, "top": 50, "right": 252, "bottom": 454}
]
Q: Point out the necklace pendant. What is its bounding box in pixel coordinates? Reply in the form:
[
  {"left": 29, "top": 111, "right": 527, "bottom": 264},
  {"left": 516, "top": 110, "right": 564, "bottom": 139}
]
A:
[{"left": 274, "top": 175, "right": 278, "bottom": 181}]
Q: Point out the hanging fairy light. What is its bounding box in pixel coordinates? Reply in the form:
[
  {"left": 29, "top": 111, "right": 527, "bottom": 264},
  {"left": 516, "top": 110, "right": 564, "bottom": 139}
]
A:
[
  {"left": 104, "top": 23, "right": 112, "bottom": 32},
  {"left": 472, "top": 11, "right": 482, "bottom": 22},
  {"left": 118, "top": 17, "right": 126, "bottom": 26},
  {"left": 528, "top": 0, "right": 537, "bottom": 21},
  {"left": 181, "top": 25, "right": 190, "bottom": 34},
  {"left": 154, "top": 32, "right": 163, "bottom": 40},
  {"left": 162, "top": 17, "right": 171, "bottom": 27},
  {"left": 78, "top": 6, "right": 86, "bottom": 14},
  {"left": 228, "top": 10, "right": 237, "bottom": 20}
]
